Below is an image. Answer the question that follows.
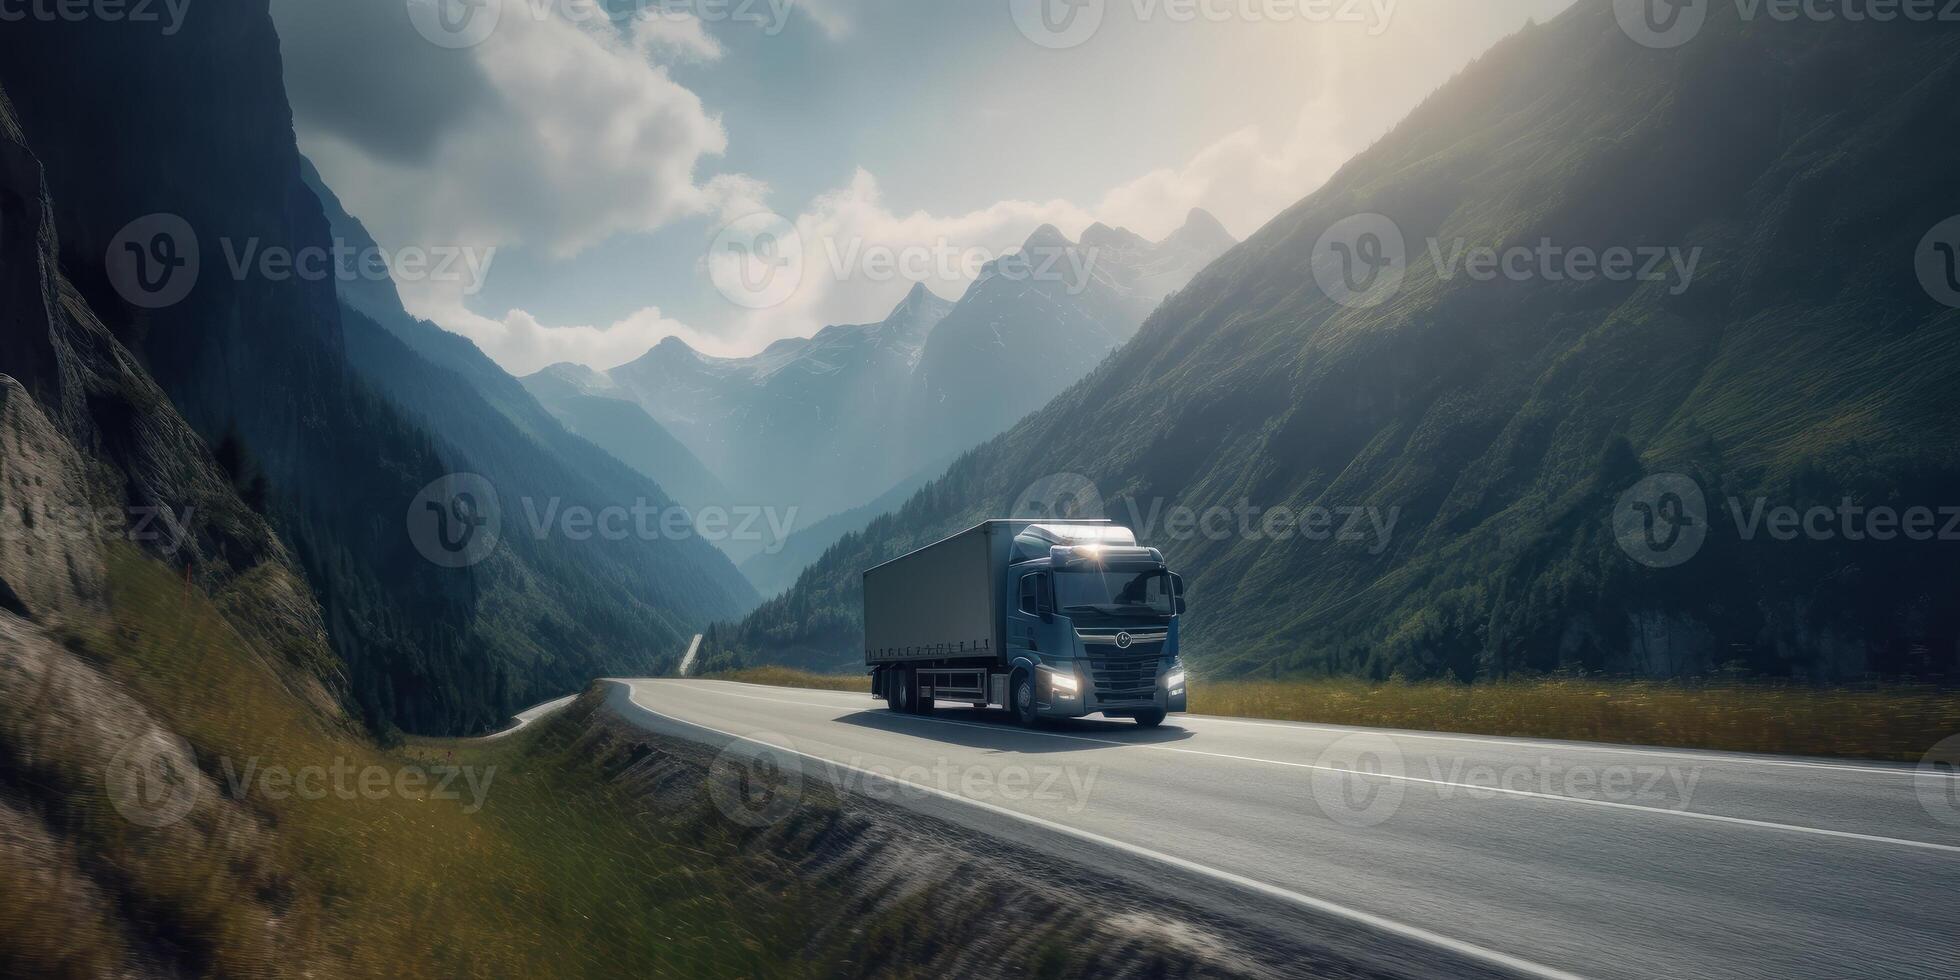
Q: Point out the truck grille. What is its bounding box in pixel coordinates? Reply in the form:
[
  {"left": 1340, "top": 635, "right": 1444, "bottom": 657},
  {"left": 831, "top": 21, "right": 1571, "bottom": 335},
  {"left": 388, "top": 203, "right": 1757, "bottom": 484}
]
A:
[{"left": 1085, "top": 655, "right": 1160, "bottom": 704}]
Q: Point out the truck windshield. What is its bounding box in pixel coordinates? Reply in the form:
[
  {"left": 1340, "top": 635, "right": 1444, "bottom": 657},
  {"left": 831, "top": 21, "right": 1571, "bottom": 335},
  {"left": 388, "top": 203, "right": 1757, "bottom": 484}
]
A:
[{"left": 1054, "top": 569, "right": 1174, "bottom": 618}]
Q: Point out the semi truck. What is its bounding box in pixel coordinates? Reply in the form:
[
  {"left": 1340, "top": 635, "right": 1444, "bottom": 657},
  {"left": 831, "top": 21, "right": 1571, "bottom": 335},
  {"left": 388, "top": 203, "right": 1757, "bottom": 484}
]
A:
[{"left": 863, "top": 520, "right": 1188, "bottom": 727}]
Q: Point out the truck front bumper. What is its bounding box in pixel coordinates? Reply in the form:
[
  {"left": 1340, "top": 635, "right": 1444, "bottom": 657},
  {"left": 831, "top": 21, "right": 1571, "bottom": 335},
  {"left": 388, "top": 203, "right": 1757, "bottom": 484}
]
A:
[{"left": 1039, "top": 683, "right": 1185, "bottom": 719}]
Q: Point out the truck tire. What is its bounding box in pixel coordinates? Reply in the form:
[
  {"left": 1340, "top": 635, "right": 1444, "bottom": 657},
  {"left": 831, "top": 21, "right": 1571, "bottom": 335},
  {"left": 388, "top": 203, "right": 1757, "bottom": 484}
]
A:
[
  {"left": 1011, "top": 672, "right": 1040, "bottom": 729},
  {"left": 1133, "top": 709, "right": 1167, "bottom": 728},
  {"left": 891, "top": 667, "right": 913, "bottom": 713}
]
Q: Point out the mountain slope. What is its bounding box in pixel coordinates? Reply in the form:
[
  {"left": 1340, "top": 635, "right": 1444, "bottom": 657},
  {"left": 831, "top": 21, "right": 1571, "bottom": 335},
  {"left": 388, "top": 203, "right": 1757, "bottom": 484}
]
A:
[{"left": 704, "top": 10, "right": 1960, "bottom": 681}]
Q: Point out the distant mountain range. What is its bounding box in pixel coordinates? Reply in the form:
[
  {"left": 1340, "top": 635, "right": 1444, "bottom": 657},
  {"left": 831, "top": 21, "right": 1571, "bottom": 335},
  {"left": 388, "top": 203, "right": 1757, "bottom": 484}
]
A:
[
  {"left": 524, "top": 214, "right": 1236, "bottom": 569},
  {"left": 703, "top": 8, "right": 1960, "bottom": 682}
]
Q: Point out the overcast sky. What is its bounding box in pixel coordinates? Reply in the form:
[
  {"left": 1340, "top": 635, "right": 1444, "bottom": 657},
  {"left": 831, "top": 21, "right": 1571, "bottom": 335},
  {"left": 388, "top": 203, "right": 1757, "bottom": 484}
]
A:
[{"left": 270, "top": 0, "right": 1576, "bottom": 374}]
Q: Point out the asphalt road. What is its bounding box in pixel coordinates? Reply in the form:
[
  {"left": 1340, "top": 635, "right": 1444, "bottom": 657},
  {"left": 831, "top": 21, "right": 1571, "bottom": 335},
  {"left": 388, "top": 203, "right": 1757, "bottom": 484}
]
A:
[{"left": 611, "top": 678, "right": 1960, "bottom": 980}]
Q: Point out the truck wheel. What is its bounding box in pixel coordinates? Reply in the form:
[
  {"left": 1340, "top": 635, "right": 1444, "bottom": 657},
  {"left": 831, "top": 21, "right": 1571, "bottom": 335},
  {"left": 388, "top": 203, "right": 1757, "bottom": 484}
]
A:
[
  {"left": 1134, "top": 709, "right": 1167, "bottom": 728},
  {"left": 1011, "top": 673, "right": 1040, "bottom": 729},
  {"left": 891, "top": 668, "right": 913, "bottom": 713}
]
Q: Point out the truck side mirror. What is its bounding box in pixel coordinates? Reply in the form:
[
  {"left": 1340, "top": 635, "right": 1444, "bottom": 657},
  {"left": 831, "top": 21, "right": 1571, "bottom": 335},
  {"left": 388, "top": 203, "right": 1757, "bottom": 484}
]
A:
[
  {"left": 1171, "top": 574, "right": 1187, "bottom": 616},
  {"left": 1175, "top": 597, "right": 1189, "bottom": 616},
  {"left": 1035, "top": 573, "right": 1055, "bottom": 621}
]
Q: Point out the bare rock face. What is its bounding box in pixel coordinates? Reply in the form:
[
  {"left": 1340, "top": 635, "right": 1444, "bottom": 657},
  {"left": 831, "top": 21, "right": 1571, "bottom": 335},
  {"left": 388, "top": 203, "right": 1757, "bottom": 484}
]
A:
[{"left": 0, "top": 374, "right": 110, "bottom": 623}]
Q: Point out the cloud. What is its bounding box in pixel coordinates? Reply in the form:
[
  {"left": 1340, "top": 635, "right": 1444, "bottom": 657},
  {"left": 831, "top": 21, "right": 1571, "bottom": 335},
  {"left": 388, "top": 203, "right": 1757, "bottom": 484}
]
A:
[
  {"left": 285, "top": 0, "right": 736, "bottom": 262},
  {"left": 420, "top": 297, "right": 738, "bottom": 376},
  {"left": 631, "top": 9, "right": 724, "bottom": 62}
]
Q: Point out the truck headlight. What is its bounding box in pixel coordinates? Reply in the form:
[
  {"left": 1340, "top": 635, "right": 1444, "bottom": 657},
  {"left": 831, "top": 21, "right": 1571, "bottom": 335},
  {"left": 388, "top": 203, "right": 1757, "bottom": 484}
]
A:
[
  {"left": 1165, "top": 670, "right": 1186, "bottom": 690},
  {"left": 1042, "top": 666, "right": 1079, "bottom": 695}
]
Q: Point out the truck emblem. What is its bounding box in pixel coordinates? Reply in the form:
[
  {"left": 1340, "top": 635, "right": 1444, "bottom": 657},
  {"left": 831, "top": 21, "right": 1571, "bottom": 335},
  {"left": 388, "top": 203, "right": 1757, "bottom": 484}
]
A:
[{"left": 1115, "top": 632, "right": 1132, "bottom": 649}]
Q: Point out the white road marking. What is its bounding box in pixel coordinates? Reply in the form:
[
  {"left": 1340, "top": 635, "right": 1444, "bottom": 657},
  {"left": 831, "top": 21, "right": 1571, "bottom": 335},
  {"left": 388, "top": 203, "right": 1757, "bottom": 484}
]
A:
[
  {"left": 650, "top": 682, "right": 1960, "bottom": 855},
  {"left": 614, "top": 683, "right": 1589, "bottom": 980}
]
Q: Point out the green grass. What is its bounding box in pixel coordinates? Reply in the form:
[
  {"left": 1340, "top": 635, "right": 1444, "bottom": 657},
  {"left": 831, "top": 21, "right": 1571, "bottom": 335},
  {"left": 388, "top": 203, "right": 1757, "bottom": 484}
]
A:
[
  {"left": 6, "top": 549, "right": 819, "bottom": 979},
  {"left": 1193, "top": 677, "right": 1960, "bottom": 762},
  {"left": 710, "top": 666, "right": 872, "bottom": 693},
  {"left": 712, "top": 666, "right": 1959, "bottom": 761}
]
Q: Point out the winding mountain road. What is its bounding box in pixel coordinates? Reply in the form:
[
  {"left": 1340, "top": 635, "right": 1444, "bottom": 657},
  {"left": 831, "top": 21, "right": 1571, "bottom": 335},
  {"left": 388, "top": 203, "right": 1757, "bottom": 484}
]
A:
[{"left": 607, "top": 678, "right": 1959, "bottom": 980}]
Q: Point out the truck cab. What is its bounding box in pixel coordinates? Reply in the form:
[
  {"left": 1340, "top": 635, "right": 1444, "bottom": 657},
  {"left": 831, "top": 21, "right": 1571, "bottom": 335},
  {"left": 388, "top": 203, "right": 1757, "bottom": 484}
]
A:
[
  {"left": 864, "top": 520, "right": 1188, "bottom": 728},
  {"left": 1004, "top": 524, "right": 1188, "bottom": 727}
]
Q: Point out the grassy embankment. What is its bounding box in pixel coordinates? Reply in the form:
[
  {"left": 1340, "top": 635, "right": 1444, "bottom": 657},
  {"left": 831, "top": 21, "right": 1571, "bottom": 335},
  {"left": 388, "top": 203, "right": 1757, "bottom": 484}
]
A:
[
  {"left": 0, "top": 551, "right": 823, "bottom": 979},
  {"left": 708, "top": 667, "right": 1960, "bottom": 761}
]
